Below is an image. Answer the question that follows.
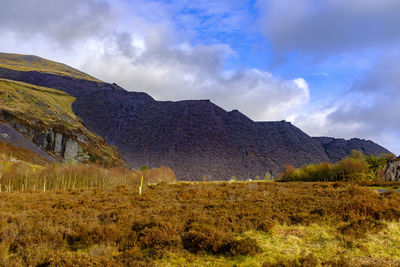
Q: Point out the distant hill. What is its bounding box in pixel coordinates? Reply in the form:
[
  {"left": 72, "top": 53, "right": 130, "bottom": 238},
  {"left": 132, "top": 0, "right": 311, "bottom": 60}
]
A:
[
  {"left": 313, "top": 137, "right": 391, "bottom": 162},
  {"left": 0, "top": 53, "right": 392, "bottom": 180}
]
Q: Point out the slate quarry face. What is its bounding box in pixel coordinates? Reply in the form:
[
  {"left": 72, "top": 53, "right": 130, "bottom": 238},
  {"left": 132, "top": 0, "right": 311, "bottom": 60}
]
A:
[
  {"left": 71, "top": 88, "right": 389, "bottom": 181},
  {"left": 0, "top": 57, "right": 392, "bottom": 181}
]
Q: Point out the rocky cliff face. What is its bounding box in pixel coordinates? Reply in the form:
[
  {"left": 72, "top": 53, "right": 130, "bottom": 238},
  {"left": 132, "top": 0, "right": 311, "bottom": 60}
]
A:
[
  {"left": 3, "top": 116, "right": 89, "bottom": 163},
  {"left": 383, "top": 158, "right": 400, "bottom": 181}
]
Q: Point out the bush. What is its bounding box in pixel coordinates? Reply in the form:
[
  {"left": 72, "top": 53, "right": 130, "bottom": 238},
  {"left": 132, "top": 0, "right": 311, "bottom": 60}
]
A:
[
  {"left": 279, "top": 150, "right": 389, "bottom": 182},
  {"left": 229, "top": 237, "right": 261, "bottom": 256},
  {"left": 182, "top": 224, "right": 234, "bottom": 254}
]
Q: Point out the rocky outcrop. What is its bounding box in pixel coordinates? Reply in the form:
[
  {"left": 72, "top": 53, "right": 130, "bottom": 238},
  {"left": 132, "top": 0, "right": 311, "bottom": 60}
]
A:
[
  {"left": 383, "top": 158, "right": 400, "bottom": 181},
  {"left": 5, "top": 118, "right": 90, "bottom": 163},
  {"left": 313, "top": 137, "right": 391, "bottom": 162}
]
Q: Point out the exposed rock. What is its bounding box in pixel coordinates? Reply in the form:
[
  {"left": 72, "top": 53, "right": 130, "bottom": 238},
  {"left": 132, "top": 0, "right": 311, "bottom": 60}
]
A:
[
  {"left": 383, "top": 158, "right": 400, "bottom": 181},
  {"left": 54, "top": 133, "right": 63, "bottom": 154},
  {"left": 5, "top": 118, "right": 89, "bottom": 163}
]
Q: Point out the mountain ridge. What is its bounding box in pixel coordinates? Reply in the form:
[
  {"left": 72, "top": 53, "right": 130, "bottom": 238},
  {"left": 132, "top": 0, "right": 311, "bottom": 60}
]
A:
[{"left": 0, "top": 53, "right": 392, "bottom": 180}]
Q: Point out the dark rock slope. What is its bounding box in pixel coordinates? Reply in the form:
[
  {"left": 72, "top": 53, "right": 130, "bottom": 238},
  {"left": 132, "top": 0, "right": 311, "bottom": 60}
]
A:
[
  {"left": 0, "top": 67, "right": 124, "bottom": 97},
  {"left": 313, "top": 137, "right": 391, "bottom": 162},
  {"left": 73, "top": 90, "right": 330, "bottom": 180},
  {"left": 0, "top": 63, "right": 392, "bottom": 180}
]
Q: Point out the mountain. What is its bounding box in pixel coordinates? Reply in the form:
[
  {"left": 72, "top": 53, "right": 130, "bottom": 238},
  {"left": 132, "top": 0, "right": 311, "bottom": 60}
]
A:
[
  {"left": 73, "top": 93, "right": 330, "bottom": 180},
  {"left": 0, "top": 53, "right": 392, "bottom": 180}
]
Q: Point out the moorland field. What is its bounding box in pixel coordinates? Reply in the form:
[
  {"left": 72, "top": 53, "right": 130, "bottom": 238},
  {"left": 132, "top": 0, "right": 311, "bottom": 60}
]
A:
[{"left": 0, "top": 181, "right": 399, "bottom": 266}]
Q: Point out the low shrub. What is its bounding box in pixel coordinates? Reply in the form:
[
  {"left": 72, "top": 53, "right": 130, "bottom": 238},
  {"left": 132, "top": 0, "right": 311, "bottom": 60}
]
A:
[
  {"left": 229, "top": 237, "right": 261, "bottom": 256},
  {"left": 182, "top": 224, "right": 234, "bottom": 254},
  {"left": 337, "top": 218, "right": 387, "bottom": 239},
  {"left": 279, "top": 150, "right": 391, "bottom": 182}
]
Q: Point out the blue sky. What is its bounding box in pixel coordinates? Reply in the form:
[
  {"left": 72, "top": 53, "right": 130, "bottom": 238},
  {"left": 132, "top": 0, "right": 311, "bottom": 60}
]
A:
[{"left": 0, "top": 0, "right": 399, "bottom": 154}]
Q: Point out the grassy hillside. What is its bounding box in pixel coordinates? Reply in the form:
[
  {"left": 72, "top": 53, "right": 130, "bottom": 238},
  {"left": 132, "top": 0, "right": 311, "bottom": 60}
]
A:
[
  {"left": 0, "top": 79, "right": 81, "bottom": 129},
  {"left": 0, "top": 181, "right": 398, "bottom": 266},
  {"left": 0, "top": 52, "right": 100, "bottom": 81},
  {"left": 0, "top": 78, "right": 121, "bottom": 166}
]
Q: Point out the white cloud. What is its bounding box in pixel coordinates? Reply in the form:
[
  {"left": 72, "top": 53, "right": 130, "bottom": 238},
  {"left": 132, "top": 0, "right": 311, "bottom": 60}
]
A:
[
  {"left": 257, "top": 0, "right": 400, "bottom": 56},
  {"left": 0, "top": 0, "right": 310, "bottom": 124},
  {"left": 83, "top": 34, "right": 310, "bottom": 122},
  {"left": 294, "top": 53, "right": 400, "bottom": 155}
]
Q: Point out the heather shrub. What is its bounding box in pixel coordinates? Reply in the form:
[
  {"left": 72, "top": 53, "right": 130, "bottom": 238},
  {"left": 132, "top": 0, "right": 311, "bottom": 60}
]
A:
[
  {"left": 337, "top": 218, "right": 387, "bottom": 239},
  {"left": 182, "top": 224, "right": 234, "bottom": 253},
  {"left": 132, "top": 220, "right": 181, "bottom": 249},
  {"left": 229, "top": 237, "right": 261, "bottom": 256}
]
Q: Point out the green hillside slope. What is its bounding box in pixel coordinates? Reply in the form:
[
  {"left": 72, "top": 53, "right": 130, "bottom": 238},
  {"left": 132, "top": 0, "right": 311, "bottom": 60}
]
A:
[
  {"left": 0, "top": 78, "right": 121, "bottom": 166},
  {"left": 0, "top": 52, "right": 100, "bottom": 81}
]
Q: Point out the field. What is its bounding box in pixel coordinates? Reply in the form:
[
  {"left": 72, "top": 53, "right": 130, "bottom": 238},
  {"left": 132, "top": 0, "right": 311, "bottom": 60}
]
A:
[{"left": 0, "top": 181, "right": 399, "bottom": 266}]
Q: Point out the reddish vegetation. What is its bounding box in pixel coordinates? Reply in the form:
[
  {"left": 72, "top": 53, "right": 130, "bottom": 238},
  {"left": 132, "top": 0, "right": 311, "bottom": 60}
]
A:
[
  {"left": 0, "top": 141, "right": 51, "bottom": 165},
  {"left": 0, "top": 182, "right": 399, "bottom": 265}
]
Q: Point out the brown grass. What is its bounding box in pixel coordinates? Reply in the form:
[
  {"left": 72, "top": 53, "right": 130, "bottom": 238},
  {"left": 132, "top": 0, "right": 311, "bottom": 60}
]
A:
[{"left": 0, "top": 182, "right": 399, "bottom": 266}]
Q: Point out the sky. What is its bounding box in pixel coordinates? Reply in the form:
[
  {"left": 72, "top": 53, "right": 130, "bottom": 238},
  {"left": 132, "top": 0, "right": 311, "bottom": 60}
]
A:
[{"left": 0, "top": 0, "right": 399, "bottom": 155}]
